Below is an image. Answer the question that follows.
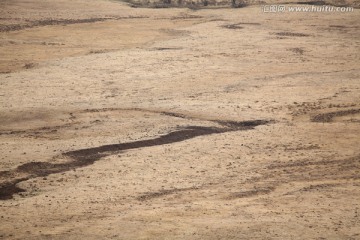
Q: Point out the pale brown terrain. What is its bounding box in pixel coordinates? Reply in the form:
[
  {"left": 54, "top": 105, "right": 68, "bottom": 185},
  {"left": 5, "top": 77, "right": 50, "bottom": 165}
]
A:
[{"left": 0, "top": 0, "right": 360, "bottom": 239}]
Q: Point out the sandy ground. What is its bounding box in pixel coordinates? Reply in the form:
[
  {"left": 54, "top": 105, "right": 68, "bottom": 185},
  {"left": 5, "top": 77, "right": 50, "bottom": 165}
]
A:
[{"left": 0, "top": 0, "right": 360, "bottom": 239}]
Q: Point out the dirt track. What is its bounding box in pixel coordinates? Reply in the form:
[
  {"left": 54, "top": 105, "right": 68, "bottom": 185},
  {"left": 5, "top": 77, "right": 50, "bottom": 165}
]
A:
[{"left": 0, "top": 0, "right": 360, "bottom": 239}]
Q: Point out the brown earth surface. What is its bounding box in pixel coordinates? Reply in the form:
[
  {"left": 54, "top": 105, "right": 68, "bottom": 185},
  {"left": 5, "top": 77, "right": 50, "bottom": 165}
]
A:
[{"left": 0, "top": 0, "right": 360, "bottom": 239}]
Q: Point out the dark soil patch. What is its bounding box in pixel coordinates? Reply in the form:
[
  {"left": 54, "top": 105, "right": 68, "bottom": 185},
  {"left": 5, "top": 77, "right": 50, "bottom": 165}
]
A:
[
  {"left": 311, "top": 109, "right": 360, "bottom": 122},
  {"left": 152, "top": 47, "right": 183, "bottom": 51},
  {"left": 297, "top": 1, "right": 325, "bottom": 5},
  {"left": 0, "top": 18, "right": 109, "bottom": 32},
  {"left": 17, "top": 162, "right": 73, "bottom": 176},
  {"left": 216, "top": 120, "right": 272, "bottom": 129},
  {"left": 275, "top": 32, "right": 310, "bottom": 37},
  {"left": 125, "top": 0, "right": 247, "bottom": 9},
  {"left": 23, "top": 63, "right": 36, "bottom": 69},
  {"left": 222, "top": 24, "right": 244, "bottom": 30},
  {"left": 329, "top": 25, "right": 347, "bottom": 29},
  {"left": 88, "top": 49, "right": 109, "bottom": 54},
  {"left": 0, "top": 118, "right": 271, "bottom": 200},
  {"left": 300, "top": 183, "right": 340, "bottom": 192},
  {"left": 0, "top": 179, "right": 27, "bottom": 200},
  {"left": 137, "top": 186, "right": 198, "bottom": 201},
  {"left": 288, "top": 47, "right": 305, "bottom": 55},
  {"left": 0, "top": 16, "right": 148, "bottom": 32},
  {"left": 170, "top": 15, "right": 203, "bottom": 20},
  {"left": 236, "top": 22, "right": 260, "bottom": 25},
  {"left": 65, "top": 126, "right": 226, "bottom": 161},
  {"left": 0, "top": 171, "right": 12, "bottom": 179},
  {"left": 227, "top": 187, "right": 275, "bottom": 199},
  {"left": 161, "top": 111, "right": 189, "bottom": 119}
]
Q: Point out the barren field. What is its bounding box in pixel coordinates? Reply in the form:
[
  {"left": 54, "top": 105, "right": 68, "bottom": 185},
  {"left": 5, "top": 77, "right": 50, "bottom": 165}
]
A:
[{"left": 0, "top": 0, "right": 359, "bottom": 239}]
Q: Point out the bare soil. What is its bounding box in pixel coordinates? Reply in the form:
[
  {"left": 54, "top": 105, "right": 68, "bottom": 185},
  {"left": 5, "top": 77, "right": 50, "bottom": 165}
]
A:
[{"left": 0, "top": 0, "right": 359, "bottom": 239}]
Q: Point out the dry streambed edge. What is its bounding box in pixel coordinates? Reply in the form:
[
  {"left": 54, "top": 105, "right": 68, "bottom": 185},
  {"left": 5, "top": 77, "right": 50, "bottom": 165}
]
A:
[{"left": 0, "top": 16, "right": 149, "bottom": 33}]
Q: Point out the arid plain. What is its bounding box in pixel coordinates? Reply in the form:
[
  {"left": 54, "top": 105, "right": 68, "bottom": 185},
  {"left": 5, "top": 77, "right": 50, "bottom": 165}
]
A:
[{"left": 0, "top": 0, "right": 359, "bottom": 239}]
